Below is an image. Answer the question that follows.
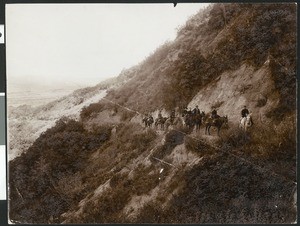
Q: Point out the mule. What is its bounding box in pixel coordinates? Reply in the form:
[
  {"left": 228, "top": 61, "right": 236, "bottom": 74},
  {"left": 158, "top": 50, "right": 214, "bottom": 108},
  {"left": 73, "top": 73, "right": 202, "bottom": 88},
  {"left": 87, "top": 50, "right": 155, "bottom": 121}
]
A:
[
  {"left": 194, "top": 111, "right": 205, "bottom": 132},
  {"left": 204, "top": 115, "right": 228, "bottom": 136},
  {"left": 182, "top": 113, "right": 194, "bottom": 130},
  {"left": 142, "top": 116, "right": 154, "bottom": 128},
  {"left": 182, "top": 111, "right": 205, "bottom": 132},
  {"left": 155, "top": 117, "right": 168, "bottom": 130}
]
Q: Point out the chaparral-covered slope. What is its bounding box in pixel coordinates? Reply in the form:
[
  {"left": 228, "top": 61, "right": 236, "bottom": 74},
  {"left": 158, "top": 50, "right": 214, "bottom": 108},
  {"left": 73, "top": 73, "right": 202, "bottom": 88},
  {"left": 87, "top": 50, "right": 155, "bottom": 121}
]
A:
[{"left": 9, "top": 3, "right": 297, "bottom": 224}]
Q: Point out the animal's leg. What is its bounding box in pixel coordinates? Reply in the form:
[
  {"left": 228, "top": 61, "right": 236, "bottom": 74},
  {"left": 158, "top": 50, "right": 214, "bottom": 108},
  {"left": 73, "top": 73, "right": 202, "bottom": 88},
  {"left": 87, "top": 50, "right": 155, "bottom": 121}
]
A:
[{"left": 206, "top": 125, "right": 210, "bottom": 135}]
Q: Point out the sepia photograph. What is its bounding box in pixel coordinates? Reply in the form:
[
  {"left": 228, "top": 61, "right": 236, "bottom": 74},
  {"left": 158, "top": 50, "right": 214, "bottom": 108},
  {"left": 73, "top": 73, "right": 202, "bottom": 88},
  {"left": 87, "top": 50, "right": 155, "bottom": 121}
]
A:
[{"left": 6, "top": 2, "right": 297, "bottom": 224}]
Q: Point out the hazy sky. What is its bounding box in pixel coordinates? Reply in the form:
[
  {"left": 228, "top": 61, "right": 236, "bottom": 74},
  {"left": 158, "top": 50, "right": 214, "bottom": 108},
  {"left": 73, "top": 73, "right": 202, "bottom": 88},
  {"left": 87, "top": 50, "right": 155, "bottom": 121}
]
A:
[{"left": 6, "top": 3, "right": 210, "bottom": 90}]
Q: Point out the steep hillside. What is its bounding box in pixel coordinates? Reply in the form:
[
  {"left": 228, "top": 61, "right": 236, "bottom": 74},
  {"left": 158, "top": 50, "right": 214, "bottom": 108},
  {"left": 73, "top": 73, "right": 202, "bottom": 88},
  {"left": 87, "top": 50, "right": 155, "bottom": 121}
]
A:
[
  {"left": 8, "top": 3, "right": 297, "bottom": 224},
  {"left": 102, "top": 3, "right": 296, "bottom": 117},
  {"left": 189, "top": 62, "right": 280, "bottom": 123}
]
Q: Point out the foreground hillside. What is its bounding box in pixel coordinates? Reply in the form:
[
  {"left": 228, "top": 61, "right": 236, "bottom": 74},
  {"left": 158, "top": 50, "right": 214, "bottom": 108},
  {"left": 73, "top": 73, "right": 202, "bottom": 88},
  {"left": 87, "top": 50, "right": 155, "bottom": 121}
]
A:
[{"left": 9, "top": 3, "right": 296, "bottom": 224}]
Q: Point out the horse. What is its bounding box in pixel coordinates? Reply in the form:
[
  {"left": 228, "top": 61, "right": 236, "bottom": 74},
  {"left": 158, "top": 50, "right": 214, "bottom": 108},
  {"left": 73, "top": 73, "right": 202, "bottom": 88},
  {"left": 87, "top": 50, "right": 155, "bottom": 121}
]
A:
[
  {"left": 155, "top": 117, "right": 168, "bottom": 130},
  {"left": 142, "top": 116, "right": 154, "bottom": 128},
  {"left": 182, "top": 111, "right": 205, "bottom": 132},
  {"left": 182, "top": 113, "right": 194, "bottom": 130},
  {"left": 194, "top": 111, "right": 205, "bottom": 132},
  {"left": 204, "top": 115, "right": 228, "bottom": 136},
  {"left": 240, "top": 113, "right": 253, "bottom": 131}
]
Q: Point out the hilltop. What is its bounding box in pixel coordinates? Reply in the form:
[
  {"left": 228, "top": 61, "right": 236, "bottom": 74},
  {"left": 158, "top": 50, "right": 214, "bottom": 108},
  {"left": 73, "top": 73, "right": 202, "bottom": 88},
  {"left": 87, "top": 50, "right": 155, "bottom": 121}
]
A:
[{"left": 8, "top": 3, "right": 297, "bottom": 224}]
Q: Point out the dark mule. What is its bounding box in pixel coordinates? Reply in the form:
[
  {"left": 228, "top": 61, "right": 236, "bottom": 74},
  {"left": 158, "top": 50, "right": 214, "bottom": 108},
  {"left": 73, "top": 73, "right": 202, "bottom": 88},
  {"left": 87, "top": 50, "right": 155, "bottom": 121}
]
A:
[
  {"left": 183, "top": 113, "right": 194, "bottom": 130},
  {"left": 142, "top": 116, "right": 154, "bottom": 128},
  {"left": 204, "top": 115, "right": 228, "bottom": 136},
  {"left": 194, "top": 111, "right": 205, "bottom": 132},
  {"left": 182, "top": 111, "right": 205, "bottom": 132},
  {"left": 155, "top": 117, "right": 168, "bottom": 130}
]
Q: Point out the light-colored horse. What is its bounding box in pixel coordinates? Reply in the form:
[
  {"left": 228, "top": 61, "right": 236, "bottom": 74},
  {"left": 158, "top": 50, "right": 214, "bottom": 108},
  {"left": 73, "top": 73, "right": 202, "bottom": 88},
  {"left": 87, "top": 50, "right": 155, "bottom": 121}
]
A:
[{"left": 240, "top": 113, "right": 253, "bottom": 131}]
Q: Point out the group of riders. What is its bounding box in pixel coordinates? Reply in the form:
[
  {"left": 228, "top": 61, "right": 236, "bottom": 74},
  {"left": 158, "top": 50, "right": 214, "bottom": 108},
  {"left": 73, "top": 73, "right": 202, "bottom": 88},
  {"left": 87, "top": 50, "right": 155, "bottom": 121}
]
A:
[{"left": 143, "top": 105, "right": 254, "bottom": 134}]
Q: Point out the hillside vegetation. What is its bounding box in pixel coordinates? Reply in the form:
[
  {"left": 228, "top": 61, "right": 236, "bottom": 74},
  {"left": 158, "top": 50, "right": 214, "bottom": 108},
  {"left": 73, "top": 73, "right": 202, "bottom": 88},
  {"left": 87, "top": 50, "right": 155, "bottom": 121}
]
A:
[
  {"left": 9, "top": 3, "right": 296, "bottom": 224},
  {"left": 105, "top": 3, "right": 296, "bottom": 116}
]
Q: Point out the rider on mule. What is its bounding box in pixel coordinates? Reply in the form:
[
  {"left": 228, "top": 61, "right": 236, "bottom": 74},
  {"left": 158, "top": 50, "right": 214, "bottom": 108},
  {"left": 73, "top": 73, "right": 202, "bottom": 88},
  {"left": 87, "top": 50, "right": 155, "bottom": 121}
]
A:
[
  {"left": 156, "top": 109, "right": 164, "bottom": 125},
  {"left": 241, "top": 106, "right": 249, "bottom": 118},
  {"left": 148, "top": 114, "right": 154, "bottom": 125},
  {"left": 211, "top": 108, "right": 220, "bottom": 119},
  {"left": 192, "top": 105, "right": 200, "bottom": 115},
  {"left": 241, "top": 106, "right": 254, "bottom": 125},
  {"left": 170, "top": 109, "right": 176, "bottom": 124},
  {"left": 158, "top": 109, "right": 163, "bottom": 119},
  {"left": 211, "top": 108, "right": 220, "bottom": 123},
  {"left": 182, "top": 107, "right": 188, "bottom": 116}
]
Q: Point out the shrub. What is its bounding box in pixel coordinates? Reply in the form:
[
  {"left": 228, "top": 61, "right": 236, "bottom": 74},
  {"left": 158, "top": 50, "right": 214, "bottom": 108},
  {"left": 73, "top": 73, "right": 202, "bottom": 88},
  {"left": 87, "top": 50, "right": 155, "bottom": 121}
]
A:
[
  {"left": 134, "top": 201, "right": 164, "bottom": 223},
  {"left": 185, "top": 136, "right": 216, "bottom": 156},
  {"left": 152, "top": 130, "right": 184, "bottom": 160},
  {"left": 131, "top": 165, "right": 160, "bottom": 196},
  {"left": 80, "top": 102, "right": 105, "bottom": 120},
  {"left": 130, "top": 129, "right": 157, "bottom": 153},
  {"left": 246, "top": 115, "right": 296, "bottom": 161},
  {"left": 9, "top": 119, "right": 112, "bottom": 223},
  {"left": 152, "top": 153, "right": 296, "bottom": 223},
  {"left": 219, "top": 127, "right": 250, "bottom": 151},
  {"left": 256, "top": 95, "right": 268, "bottom": 107}
]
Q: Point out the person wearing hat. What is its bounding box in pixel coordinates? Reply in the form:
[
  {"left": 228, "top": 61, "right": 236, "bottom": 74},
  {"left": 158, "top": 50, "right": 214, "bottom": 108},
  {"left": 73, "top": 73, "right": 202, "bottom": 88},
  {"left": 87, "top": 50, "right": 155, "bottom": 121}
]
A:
[
  {"left": 170, "top": 109, "right": 176, "bottom": 123},
  {"left": 158, "top": 109, "right": 163, "bottom": 119},
  {"left": 241, "top": 105, "right": 254, "bottom": 125},
  {"left": 182, "top": 106, "right": 188, "bottom": 115},
  {"left": 192, "top": 105, "right": 200, "bottom": 115},
  {"left": 211, "top": 108, "right": 219, "bottom": 119},
  {"left": 241, "top": 106, "right": 249, "bottom": 118}
]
